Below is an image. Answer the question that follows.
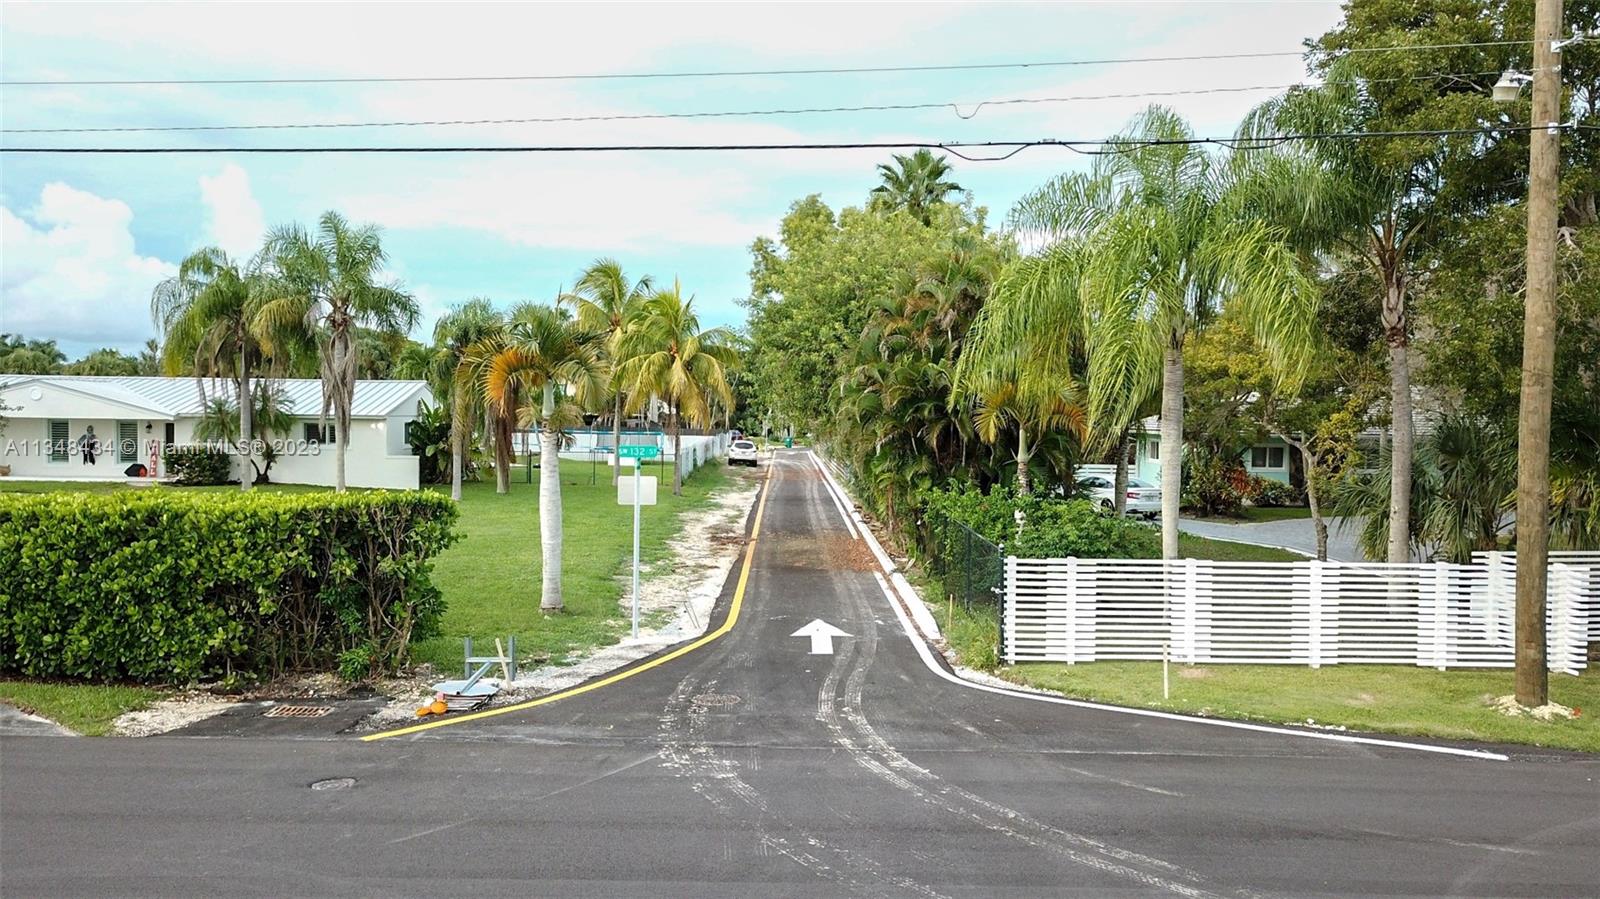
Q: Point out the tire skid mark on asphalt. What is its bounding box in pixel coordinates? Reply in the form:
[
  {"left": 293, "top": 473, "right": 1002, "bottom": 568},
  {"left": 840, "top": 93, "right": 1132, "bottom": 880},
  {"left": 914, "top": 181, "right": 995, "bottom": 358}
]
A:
[
  {"left": 658, "top": 670, "right": 947, "bottom": 898},
  {"left": 815, "top": 575, "right": 1238, "bottom": 899}
]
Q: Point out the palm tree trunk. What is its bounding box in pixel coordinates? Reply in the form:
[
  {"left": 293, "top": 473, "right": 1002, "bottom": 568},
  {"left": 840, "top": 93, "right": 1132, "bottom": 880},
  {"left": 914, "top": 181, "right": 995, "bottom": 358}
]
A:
[
  {"left": 494, "top": 385, "right": 512, "bottom": 495},
  {"left": 539, "top": 383, "right": 563, "bottom": 612},
  {"left": 1113, "top": 425, "right": 1132, "bottom": 516},
  {"left": 450, "top": 384, "right": 464, "bottom": 502},
  {"left": 1015, "top": 426, "right": 1032, "bottom": 495},
  {"left": 612, "top": 393, "right": 624, "bottom": 485},
  {"left": 671, "top": 411, "right": 683, "bottom": 496},
  {"left": 238, "top": 351, "right": 253, "bottom": 492},
  {"left": 1160, "top": 337, "right": 1184, "bottom": 560},
  {"left": 1383, "top": 275, "right": 1413, "bottom": 563}
]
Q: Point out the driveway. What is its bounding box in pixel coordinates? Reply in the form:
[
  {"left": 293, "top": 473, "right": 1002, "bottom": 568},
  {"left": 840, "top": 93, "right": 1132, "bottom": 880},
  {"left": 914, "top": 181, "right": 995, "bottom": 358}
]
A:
[
  {"left": 1180, "top": 513, "right": 1367, "bottom": 561},
  {"left": 4, "top": 454, "right": 1595, "bottom": 897}
]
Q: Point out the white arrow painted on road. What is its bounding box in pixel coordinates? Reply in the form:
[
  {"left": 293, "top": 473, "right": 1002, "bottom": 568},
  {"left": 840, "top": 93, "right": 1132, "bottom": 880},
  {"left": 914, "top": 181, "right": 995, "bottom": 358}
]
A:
[{"left": 791, "top": 619, "right": 850, "bottom": 655}]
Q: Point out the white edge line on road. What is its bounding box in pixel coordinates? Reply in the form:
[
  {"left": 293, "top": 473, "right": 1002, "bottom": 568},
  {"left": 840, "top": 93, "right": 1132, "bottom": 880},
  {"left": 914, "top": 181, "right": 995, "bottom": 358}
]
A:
[
  {"left": 806, "top": 444, "right": 857, "bottom": 534},
  {"left": 805, "top": 449, "right": 1508, "bottom": 763}
]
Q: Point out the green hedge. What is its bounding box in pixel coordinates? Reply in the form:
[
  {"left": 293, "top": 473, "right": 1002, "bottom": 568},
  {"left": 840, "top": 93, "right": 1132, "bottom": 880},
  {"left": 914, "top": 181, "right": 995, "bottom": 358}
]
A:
[
  {"left": 0, "top": 490, "right": 458, "bottom": 683},
  {"left": 924, "top": 483, "right": 1159, "bottom": 560}
]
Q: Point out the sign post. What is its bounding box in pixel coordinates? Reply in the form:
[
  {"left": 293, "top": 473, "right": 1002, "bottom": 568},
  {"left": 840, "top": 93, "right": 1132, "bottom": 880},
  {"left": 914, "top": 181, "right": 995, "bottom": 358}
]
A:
[{"left": 618, "top": 444, "right": 661, "bottom": 638}]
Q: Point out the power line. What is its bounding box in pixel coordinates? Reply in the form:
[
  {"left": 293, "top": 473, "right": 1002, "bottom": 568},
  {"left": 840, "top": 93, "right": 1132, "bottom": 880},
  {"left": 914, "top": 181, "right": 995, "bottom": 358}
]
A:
[
  {"left": 0, "top": 71, "right": 1507, "bottom": 135},
  {"left": 0, "top": 40, "right": 1534, "bottom": 88},
  {"left": 5, "top": 125, "right": 1590, "bottom": 159}
]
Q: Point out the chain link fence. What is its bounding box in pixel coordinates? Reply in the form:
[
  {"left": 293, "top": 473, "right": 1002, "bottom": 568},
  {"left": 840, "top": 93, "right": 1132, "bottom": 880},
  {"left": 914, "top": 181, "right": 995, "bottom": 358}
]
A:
[{"left": 922, "top": 507, "right": 1006, "bottom": 612}]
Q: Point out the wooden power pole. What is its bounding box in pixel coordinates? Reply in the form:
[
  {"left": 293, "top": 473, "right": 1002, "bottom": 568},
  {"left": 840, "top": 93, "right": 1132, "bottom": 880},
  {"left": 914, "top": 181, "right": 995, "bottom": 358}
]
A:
[{"left": 1513, "top": 0, "right": 1563, "bottom": 707}]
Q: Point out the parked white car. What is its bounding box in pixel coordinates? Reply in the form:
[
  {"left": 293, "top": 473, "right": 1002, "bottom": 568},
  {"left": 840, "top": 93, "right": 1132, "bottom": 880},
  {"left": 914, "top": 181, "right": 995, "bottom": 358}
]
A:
[
  {"left": 1077, "top": 475, "right": 1161, "bottom": 517},
  {"left": 728, "top": 439, "right": 759, "bottom": 467}
]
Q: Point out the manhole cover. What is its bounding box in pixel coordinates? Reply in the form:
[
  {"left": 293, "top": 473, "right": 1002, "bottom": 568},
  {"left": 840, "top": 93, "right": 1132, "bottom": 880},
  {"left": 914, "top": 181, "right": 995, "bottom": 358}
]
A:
[
  {"left": 692, "top": 693, "right": 741, "bottom": 707},
  {"left": 264, "top": 704, "right": 335, "bottom": 719},
  {"left": 310, "top": 777, "right": 356, "bottom": 792}
]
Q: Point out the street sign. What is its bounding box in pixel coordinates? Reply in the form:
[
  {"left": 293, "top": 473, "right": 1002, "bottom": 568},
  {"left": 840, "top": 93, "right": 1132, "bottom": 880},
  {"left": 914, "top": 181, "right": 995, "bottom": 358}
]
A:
[
  {"left": 617, "top": 475, "right": 658, "bottom": 507},
  {"left": 618, "top": 444, "right": 660, "bottom": 460}
]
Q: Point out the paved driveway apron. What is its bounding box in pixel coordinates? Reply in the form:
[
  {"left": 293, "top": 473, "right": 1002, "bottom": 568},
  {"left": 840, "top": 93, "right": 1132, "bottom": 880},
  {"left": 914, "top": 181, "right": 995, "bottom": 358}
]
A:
[{"left": 3, "top": 451, "right": 1596, "bottom": 897}]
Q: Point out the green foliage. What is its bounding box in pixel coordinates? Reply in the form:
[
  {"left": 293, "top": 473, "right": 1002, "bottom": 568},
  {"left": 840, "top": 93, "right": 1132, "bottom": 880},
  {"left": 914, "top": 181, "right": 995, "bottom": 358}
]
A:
[
  {"left": 1247, "top": 476, "right": 1303, "bottom": 508},
  {"left": 0, "top": 334, "right": 67, "bottom": 374},
  {"left": 0, "top": 490, "right": 458, "bottom": 682},
  {"left": 161, "top": 445, "right": 233, "bottom": 486},
  {"left": 406, "top": 399, "right": 454, "bottom": 484},
  {"left": 869, "top": 148, "right": 964, "bottom": 224},
  {"left": 66, "top": 348, "right": 142, "bottom": 376},
  {"left": 1181, "top": 453, "right": 1250, "bottom": 518},
  {"left": 925, "top": 483, "right": 1159, "bottom": 560}
]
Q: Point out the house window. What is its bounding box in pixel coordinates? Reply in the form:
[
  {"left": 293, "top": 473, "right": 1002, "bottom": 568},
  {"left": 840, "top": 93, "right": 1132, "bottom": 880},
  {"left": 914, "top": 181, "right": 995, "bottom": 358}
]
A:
[
  {"left": 117, "top": 421, "right": 139, "bottom": 463},
  {"left": 48, "top": 420, "right": 70, "bottom": 462},
  {"left": 1147, "top": 440, "right": 1159, "bottom": 460},
  {"left": 1124, "top": 441, "right": 1136, "bottom": 465},
  {"left": 1251, "top": 446, "right": 1286, "bottom": 469},
  {"left": 304, "top": 423, "right": 335, "bottom": 444}
]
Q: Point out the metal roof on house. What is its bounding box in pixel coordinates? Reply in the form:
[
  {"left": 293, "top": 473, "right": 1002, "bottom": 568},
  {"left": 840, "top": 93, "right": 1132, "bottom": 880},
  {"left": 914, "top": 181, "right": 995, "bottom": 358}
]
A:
[{"left": 0, "top": 375, "right": 432, "bottom": 419}]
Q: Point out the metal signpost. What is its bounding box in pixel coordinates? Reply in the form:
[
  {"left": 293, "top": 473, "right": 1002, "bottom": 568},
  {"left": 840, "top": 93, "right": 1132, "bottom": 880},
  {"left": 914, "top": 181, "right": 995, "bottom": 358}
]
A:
[{"left": 618, "top": 444, "right": 661, "bottom": 638}]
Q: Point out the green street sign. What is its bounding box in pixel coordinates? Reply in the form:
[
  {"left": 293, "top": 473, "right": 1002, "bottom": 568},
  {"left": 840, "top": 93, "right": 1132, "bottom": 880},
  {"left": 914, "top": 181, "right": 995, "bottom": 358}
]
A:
[{"left": 618, "top": 444, "right": 660, "bottom": 460}]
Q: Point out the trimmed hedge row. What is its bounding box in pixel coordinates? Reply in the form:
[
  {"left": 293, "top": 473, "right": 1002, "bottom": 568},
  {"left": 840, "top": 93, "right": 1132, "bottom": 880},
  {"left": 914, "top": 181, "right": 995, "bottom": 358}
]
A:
[
  {"left": 924, "top": 483, "right": 1160, "bottom": 560},
  {"left": 0, "top": 490, "right": 458, "bottom": 683}
]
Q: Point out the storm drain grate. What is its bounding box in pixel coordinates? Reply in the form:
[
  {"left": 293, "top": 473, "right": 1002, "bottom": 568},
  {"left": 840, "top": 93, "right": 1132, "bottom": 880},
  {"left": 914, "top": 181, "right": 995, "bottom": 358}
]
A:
[{"left": 263, "top": 704, "right": 335, "bottom": 719}]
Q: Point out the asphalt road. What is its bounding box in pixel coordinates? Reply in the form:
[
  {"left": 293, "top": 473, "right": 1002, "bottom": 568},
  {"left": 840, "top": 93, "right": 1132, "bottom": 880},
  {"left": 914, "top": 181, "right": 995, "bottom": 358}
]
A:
[{"left": 2, "top": 451, "right": 1596, "bottom": 897}]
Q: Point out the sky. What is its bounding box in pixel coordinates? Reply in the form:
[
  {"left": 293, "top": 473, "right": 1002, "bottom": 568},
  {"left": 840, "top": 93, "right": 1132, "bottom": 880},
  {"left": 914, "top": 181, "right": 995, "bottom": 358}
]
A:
[{"left": 0, "top": 1, "right": 1344, "bottom": 358}]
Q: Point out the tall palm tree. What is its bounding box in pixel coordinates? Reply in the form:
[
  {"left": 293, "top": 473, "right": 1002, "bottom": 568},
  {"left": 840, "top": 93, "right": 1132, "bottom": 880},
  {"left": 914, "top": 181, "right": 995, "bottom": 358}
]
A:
[
  {"left": 1236, "top": 74, "right": 1439, "bottom": 562},
  {"left": 870, "top": 148, "right": 963, "bottom": 224},
  {"left": 151, "top": 247, "right": 270, "bottom": 492},
  {"left": 966, "top": 106, "right": 1317, "bottom": 558},
  {"left": 258, "top": 212, "right": 419, "bottom": 492},
  {"left": 619, "top": 282, "right": 738, "bottom": 496},
  {"left": 431, "top": 299, "right": 504, "bottom": 501},
  {"left": 471, "top": 303, "right": 608, "bottom": 611},
  {"left": 569, "top": 259, "right": 653, "bottom": 484}
]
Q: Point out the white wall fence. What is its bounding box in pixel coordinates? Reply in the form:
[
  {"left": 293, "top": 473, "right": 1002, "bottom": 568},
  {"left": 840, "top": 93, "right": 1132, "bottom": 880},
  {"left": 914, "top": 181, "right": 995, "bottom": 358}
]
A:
[{"left": 1004, "top": 551, "right": 1598, "bottom": 674}]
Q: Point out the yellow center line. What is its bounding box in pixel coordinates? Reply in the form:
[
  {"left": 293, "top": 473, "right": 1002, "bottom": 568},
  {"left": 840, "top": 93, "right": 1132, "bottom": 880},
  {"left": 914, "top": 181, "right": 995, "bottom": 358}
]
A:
[{"left": 362, "top": 461, "right": 775, "bottom": 742}]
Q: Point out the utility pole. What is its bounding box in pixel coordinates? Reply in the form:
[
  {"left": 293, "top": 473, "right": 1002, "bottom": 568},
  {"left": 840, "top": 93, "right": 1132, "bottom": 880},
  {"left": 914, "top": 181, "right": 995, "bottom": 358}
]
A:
[{"left": 1513, "top": 0, "right": 1563, "bottom": 708}]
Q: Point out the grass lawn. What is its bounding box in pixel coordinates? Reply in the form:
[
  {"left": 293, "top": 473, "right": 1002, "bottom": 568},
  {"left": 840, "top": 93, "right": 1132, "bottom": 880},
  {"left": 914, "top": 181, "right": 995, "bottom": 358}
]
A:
[
  {"left": 0, "top": 458, "right": 741, "bottom": 732},
  {"left": 1001, "top": 662, "right": 1599, "bottom": 752},
  {"left": 1177, "top": 532, "right": 1304, "bottom": 561},
  {"left": 409, "top": 458, "right": 735, "bottom": 672},
  {"left": 0, "top": 681, "right": 165, "bottom": 735}
]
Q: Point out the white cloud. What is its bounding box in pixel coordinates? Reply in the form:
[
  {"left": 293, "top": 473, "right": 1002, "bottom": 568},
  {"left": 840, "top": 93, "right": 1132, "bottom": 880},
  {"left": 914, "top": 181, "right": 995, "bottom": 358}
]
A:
[
  {"left": 198, "top": 164, "right": 266, "bottom": 259},
  {"left": 0, "top": 183, "right": 174, "bottom": 346}
]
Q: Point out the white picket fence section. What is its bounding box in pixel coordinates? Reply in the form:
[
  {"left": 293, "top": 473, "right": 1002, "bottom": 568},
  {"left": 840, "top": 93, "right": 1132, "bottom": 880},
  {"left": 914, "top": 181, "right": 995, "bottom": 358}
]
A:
[{"left": 1003, "top": 551, "right": 1596, "bottom": 674}]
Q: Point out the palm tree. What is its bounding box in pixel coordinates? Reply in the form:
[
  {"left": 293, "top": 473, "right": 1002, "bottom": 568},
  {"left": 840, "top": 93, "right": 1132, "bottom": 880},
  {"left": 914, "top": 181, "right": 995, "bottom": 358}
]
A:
[
  {"left": 1236, "top": 74, "right": 1442, "bottom": 562},
  {"left": 870, "top": 148, "right": 963, "bottom": 224},
  {"left": 151, "top": 247, "right": 270, "bottom": 492},
  {"left": 619, "top": 282, "right": 738, "bottom": 496},
  {"left": 430, "top": 299, "right": 504, "bottom": 501},
  {"left": 569, "top": 259, "right": 653, "bottom": 485},
  {"left": 258, "top": 212, "right": 419, "bottom": 492},
  {"left": 471, "top": 303, "right": 608, "bottom": 611},
  {"left": 966, "top": 106, "right": 1317, "bottom": 558},
  {"left": 970, "top": 378, "right": 1087, "bottom": 496}
]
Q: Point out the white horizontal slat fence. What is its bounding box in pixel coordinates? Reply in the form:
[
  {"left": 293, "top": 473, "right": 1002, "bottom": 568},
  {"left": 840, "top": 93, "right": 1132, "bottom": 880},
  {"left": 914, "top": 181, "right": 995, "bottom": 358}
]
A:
[{"left": 1005, "top": 552, "right": 1594, "bottom": 674}]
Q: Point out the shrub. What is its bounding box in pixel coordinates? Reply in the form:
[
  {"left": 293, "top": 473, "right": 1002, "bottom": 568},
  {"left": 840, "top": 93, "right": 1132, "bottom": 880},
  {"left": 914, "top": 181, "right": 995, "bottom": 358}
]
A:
[
  {"left": 924, "top": 483, "right": 1158, "bottom": 560},
  {"left": 1247, "top": 476, "right": 1303, "bottom": 508},
  {"left": 162, "top": 444, "right": 233, "bottom": 486},
  {"left": 1181, "top": 454, "right": 1249, "bottom": 517},
  {"left": 0, "top": 490, "right": 458, "bottom": 683}
]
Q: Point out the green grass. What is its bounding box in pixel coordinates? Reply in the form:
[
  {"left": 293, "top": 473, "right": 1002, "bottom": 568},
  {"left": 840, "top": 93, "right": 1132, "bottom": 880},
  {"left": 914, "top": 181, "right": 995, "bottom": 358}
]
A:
[
  {"left": 0, "top": 459, "right": 741, "bottom": 732},
  {"left": 1177, "top": 532, "right": 1305, "bottom": 561},
  {"left": 0, "top": 681, "right": 165, "bottom": 735},
  {"left": 998, "top": 662, "right": 1600, "bottom": 752},
  {"left": 409, "top": 458, "right": 734, "bottom": 672}
]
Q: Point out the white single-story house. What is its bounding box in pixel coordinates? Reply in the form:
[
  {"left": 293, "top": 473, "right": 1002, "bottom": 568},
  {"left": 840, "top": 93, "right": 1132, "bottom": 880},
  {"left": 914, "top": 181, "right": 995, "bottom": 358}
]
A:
[
  {"left": 1128, "top": 416, "right": 1294, "bottom": 486},
  {"left": 0, "top": 375, "right": 433, "bottom": 490}
]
